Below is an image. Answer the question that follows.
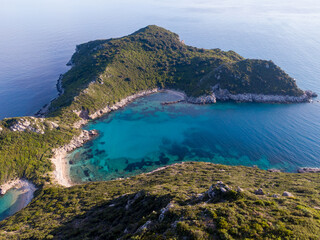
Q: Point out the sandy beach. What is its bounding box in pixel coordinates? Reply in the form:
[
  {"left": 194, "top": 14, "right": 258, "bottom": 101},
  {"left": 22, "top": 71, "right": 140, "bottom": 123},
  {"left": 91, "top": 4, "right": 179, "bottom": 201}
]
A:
[
  {"left": 51, "top": 149, "right": 73, "bottom": 187},
  {"left": 50, "top": 89, "right": 160, "bottom": 187}
]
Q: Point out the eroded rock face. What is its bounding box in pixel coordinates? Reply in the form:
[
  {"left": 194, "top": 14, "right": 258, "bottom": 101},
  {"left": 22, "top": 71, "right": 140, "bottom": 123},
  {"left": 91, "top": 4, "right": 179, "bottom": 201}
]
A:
[
  {"left": 9, "top": 117, "right": 59, "bottom": 134},
  {"left": 187, "top": 94, "right": 216, "bottom": 104},
  {"left": 10, "top": 117, "right": 45, "bottom": 134},
  {"left": 213, "top": 87, "right": 314, "bottom": 103},
  {"left": 189, "top": 84, "right": 317, "bottom": 104},
  {"left": 54, "top": 130, "right": 98, "bottom": 153}
]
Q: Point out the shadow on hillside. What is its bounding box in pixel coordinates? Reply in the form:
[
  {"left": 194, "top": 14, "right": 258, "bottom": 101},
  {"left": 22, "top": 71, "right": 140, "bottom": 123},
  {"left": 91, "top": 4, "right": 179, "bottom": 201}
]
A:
[{"left": 50, "top": 191, "right": 172, "bottom": 239}]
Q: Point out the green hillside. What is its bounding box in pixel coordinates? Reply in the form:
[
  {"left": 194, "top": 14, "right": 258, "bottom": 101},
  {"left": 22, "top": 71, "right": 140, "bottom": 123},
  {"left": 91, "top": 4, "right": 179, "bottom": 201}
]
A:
[
  {"left": 0, "top": 25, "right": 305, "bottom": 186},
  {"left": 1, "top": 162, "right": 320, "bottom": 239}
]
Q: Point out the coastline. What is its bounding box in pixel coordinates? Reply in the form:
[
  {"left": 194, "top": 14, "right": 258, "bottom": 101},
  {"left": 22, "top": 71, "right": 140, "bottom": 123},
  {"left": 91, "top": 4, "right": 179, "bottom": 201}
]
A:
[
  {"left": 49, "top": 88, "right": 318, "bottom": 187},
  {"left": 50, "top": 89, "right": 160, "bottom": 187}
]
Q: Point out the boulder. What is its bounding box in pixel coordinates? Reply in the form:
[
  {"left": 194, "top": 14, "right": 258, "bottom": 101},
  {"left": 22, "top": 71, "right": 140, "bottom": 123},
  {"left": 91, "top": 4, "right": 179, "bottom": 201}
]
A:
[
  {"left": 268, "top": 169, "right": 281, "bottom": 173},
  {"left": 282, "top": 191, "right": 294, "bottom": 197},
  {"left": 236, "top": 186, "right": 244, "bottom": 192},
  {"left": 207, "top": 181, "right": 231, "bottom": 198},
  {"left": 254, "top": 188, "right": 265, "bottom": 195}
]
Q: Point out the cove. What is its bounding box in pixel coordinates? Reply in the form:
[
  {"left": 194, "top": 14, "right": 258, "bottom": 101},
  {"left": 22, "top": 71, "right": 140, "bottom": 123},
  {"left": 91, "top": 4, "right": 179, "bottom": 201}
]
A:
[
  {"left": 0, "top": 188, "right": 32, "bottom": 221},
  {"left": 68, "top": 91, "right": 320, "bottom": 183}
]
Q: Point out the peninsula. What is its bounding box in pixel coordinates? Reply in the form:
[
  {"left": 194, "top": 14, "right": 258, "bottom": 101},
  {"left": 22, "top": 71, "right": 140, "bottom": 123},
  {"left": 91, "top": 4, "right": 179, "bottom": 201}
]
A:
[{"left": 0, "top": 25, "right": 319, "bottom": 239}]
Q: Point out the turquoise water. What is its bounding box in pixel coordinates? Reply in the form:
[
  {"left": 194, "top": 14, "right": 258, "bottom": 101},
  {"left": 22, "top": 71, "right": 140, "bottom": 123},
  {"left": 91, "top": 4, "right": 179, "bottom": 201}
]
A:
[
  {"left": 68, "top": 92, "right": 320, "bottom": 183},
  {"left": 1, "top": 0, "right": 320, "bottom": 217},
  {"left": 0, "top": 188, "right": 28, "bottom": 221}
]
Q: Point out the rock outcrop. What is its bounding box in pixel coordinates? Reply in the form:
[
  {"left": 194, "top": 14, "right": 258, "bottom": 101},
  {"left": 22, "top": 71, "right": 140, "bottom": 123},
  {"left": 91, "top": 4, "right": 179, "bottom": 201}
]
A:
[
  {"left": 9, "top": 117, "right": 59, "bottom": 134},
  {"left": 10, "top": 117, "right": 45, "bottom": 134},
  {"left": 212, "top": 85, "right": 316, "bottom": 103},
  {"left": 282, "top": 191, "right": 294, "bottom": 197},
  {"left": 254, "top": 188, "right": 265, "bottom": 195},
  {"left": 187, "top": 94, "right": 216, "bottom": 104},
  {"left": 159, "top": 202, "right": 174, "bottom": 222},
  {"left": 298, "top": 167, "right": 320, "bottom": 173},
  {"left": 54, "top": 129, "right": 98, "bottom": 153},
  {"left": 268, "top": 169, "right": 281, "bottom": 173}
]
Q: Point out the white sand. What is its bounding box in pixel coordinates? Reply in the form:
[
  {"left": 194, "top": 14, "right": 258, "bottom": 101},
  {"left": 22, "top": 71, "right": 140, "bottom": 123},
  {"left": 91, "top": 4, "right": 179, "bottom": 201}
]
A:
[{"left": 51, "top": 149, "right": 72, "bottom": 187}]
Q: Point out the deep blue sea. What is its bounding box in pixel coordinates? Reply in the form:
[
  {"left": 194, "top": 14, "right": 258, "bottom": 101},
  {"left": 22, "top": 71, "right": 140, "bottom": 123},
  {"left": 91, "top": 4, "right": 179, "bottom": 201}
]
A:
[{"left": 1, "top": 0, "right": 320, "bottom": 218}]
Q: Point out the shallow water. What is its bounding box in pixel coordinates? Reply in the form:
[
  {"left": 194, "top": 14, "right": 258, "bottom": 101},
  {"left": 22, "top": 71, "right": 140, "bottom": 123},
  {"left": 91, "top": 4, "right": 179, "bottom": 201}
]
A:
[
  {"left": 68, "top": 91, "right": 320, "bottom": 183},
  {"left": 1, "top": 0, "right": 320, "bottom": 217},
  {"left": 0, "top": 188, "right": 29, "bottom": 221}
]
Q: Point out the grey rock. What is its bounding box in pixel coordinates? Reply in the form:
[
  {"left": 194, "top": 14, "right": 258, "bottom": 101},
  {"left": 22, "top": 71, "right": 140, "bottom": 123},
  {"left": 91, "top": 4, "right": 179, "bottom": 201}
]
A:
[
  {"left": 271, "top": 194, "right": 280, "bottom": 198},
  {"left": 159, "top": 202, "right": 174, "bottom": 222},
  {"left": 254, "top": 188, "right": 265, "bottom": 195},
  {"left": 236, "top": 186, "right": 244, "bottom": 192},
  {"left": 268, "top": 169, "right": 281, "bottom": 173},
  {"left": 207, "top": 84, "right": 314, "bottom": 104},
  {"left": 187, "top": 94, "right": 216, "bottom": 104},
  {"left": 298, "top": 167, "right": 320, "bottom": 173},
  {"left": 282, "top": 191, "right": 294, "bottom": 197}
]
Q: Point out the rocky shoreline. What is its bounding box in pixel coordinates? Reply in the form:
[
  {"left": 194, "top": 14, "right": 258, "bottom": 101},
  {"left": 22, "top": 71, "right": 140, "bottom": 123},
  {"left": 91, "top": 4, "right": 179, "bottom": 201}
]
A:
[
  {"left": 34, "top": 75, "right": 318, "bottom": 188},
  {"left": 73, "top": 88, "right": 159, "bottom": 127},
  {"left": 185, "top": 85, "right": 317, "bottom": 104}
]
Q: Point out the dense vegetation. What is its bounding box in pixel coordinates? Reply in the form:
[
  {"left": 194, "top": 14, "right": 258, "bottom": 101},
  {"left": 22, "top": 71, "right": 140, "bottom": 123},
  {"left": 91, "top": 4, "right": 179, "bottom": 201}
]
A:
[
  {"left": 0, "top": 26, "right": 312, "bottom": 239},
  {"left": 0, "top": 118, "right": 77, "bottom": 185},
  {"left": 0, "top": 25, "right": 304, "bottom": 186},
  {"left": 1, "top": 162, "right": 320, "bottom": 239},
  {"left": 49, "top": 25, "right": 304, "bottom": 116}
]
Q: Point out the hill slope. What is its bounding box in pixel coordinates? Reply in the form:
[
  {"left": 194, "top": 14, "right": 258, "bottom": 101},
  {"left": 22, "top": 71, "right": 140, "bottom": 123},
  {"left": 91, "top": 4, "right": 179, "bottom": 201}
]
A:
[
  {"left": 49, "top": 25, "right": 305, "bottom": 116},
  {"left": 1, "top": 162, "right": 320, "bottom": 239},
  {"left": 0, "top": 25, "right": 310, "bottom": 186}
]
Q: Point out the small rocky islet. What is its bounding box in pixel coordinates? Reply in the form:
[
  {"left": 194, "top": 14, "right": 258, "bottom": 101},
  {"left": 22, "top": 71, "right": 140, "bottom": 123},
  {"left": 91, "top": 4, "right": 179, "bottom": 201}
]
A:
[{"left": 0, "top": 25, "right": 319, "bottom": 239}]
